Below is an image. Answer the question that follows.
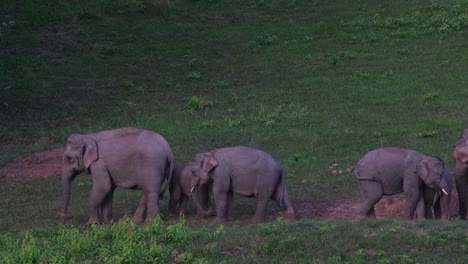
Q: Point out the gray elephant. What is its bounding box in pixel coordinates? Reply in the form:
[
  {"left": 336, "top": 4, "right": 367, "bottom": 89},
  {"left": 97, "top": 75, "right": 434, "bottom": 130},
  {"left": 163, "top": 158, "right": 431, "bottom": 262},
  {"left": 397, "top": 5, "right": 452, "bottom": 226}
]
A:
[
  {"left": 168, "top": 163, "right": 214, "bottom": 218},
  {"left": 454, "top": 128, "right": 468, "bottom": 220},
  {"left": 416, "top": 167, "right": 453, "bottom": 220},
  {"left": 61, "top": 127, "right": 174, "bottom": 225},
  {"left": 189, "top": 146, "right": 296, "bottom": 223},
  {"left": 355, "top": 147, "right": 451, "bottom": 220}
]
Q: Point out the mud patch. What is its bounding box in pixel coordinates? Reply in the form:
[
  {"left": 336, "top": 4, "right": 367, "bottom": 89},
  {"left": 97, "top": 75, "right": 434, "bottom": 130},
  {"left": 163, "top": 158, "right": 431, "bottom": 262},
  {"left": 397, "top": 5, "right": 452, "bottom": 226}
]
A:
[{"left": 0, "top": 148, "right": 63, "bottom": 180}]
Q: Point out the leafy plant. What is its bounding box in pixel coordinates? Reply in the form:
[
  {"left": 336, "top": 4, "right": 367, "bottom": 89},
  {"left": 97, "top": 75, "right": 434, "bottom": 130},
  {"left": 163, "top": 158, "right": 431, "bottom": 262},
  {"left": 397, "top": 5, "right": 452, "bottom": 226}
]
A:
[
  {"left": 416, "top": 130, "right": 438, "bottom": 138},
  {"left": 187, "top": 71, "right": 202, "bottom": 79},
  {"left": 187, "top": 96, "right": 212, "bottom": 110},
  {"left": 256, "top": 33, "right": 278, "bottom": 46}
]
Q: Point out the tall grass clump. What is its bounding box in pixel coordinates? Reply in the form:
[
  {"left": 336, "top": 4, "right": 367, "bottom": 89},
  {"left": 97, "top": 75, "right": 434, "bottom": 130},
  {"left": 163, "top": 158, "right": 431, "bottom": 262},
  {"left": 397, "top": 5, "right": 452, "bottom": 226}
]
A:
[{"left": 0, "top": 217, "right": 200, "bottom": 263}]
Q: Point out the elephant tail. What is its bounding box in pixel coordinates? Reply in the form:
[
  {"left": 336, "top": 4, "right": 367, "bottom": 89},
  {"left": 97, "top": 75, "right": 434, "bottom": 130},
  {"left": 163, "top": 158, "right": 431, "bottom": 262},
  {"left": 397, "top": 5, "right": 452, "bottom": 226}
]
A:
[
  {"left": 277, "top": 171, "right": 286, "bottom": 208},
  {"left": 160, "top": 151, "right": 175, "bottom": 199}
]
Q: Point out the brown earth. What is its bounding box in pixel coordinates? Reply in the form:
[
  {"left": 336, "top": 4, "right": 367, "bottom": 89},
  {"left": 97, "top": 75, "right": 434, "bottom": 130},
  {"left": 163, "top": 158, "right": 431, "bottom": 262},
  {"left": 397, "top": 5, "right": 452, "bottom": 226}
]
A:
[
  {"left": 0, "top": 148, "right": 459, "bottom": 221},
  {"left": 0, "top": 148, "right": 63, "bottom": 180}
]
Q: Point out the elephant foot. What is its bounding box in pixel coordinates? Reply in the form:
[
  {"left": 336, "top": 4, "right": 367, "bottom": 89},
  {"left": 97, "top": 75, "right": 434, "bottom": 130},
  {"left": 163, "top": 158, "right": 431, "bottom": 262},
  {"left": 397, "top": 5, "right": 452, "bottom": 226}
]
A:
[
  {"left": 61, "top": 212, "right": 74, "bottom": 220},
  {"left": 143, "top": 217, "right": 156, "bottom": 225},
  {"left": 86, "top": 217, "right": 100, "bottom": 225},
  {"left": 285, "top": 213, "right": 296, "bottom": 222},
  {"left": 196, "top": 212, "right": 205, "bottom": 219},
  {"left": 252, "top": 217, "right": 266, "bottom": 224},
  {"left": 213, "top": 217, "right": 226, "bottom": 224},
  {"left": 132, "top": 216, "right": 145, "bottom": 224},
  {"left": 207, "top": 209, "right": 216, "bottom": 217},
  {"left": 168, "top": 211, "right": 176, "bottom": 217},
  {"left": 102, "top": 219, "right": 114, "bottom": 225}
]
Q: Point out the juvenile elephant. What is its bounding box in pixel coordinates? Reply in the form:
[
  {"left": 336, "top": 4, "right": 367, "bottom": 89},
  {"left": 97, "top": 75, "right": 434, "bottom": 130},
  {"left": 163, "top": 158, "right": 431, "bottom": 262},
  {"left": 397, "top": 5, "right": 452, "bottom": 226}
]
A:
[
  {"left": 355, "top": 147, "right": 451, "bottom": 220},
  {"left": 416, "top": 167, "right": 453, "bottom": 220},
  {"left": 454, "top": 128, "right": 468, "bottom": 220},
  {"left": 190, "top": 146, "right": 296, "bottom": 223},
  {"left": 168, "top": 163, "right": 214, "bottom": 218},
  {"left": 61, "top": 127, "right": 174, "bottom": 225}
]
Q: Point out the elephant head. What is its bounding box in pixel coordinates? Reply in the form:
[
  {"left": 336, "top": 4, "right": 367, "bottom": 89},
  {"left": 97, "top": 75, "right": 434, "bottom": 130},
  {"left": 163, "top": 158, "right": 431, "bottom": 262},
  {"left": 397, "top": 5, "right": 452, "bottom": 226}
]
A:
[
  {"left": 454, "top": 138, "right": 468, "bottom": 166},
  {"left": 61, "top": 134, "right": 98, "bottom": 219},
  {"left": 190, "top": 153, "right": 218, "bottom": 193},
  {"left": 416, "top": 158, "right": 450, "bottom": 196}
]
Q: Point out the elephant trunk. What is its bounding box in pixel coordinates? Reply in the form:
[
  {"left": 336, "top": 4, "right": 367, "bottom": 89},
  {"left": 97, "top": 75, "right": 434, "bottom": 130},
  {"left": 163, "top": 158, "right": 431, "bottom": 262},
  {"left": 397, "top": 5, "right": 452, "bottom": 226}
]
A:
[
  {"left": 439, "top": 178, "right": 452, "bottom": 220},
  {"left": 439, "top": 190, "right": 451, "bottom": 220},
  {"left": 61, "top": 169, "right": 75, "bottom": 220},
  {"left": 191, "top": 190, "right": 211, "bottom": 216}
]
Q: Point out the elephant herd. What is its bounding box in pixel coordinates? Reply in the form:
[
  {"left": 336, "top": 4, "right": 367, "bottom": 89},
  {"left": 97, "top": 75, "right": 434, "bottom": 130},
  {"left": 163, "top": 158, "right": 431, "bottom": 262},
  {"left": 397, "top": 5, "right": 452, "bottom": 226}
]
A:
[{"left": 60, "top": 127, "right": 468, "bottom": 225}]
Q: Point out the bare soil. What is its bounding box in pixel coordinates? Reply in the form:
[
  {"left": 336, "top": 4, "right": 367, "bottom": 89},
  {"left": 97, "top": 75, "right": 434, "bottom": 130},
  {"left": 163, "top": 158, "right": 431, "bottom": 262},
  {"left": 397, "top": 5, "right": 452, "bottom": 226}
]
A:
[
  {"left": 0, "top": 148, "right": 63, "bottom": 180},
  {"left": 0, "top": 148, "right": 459, "bottom": 221}
]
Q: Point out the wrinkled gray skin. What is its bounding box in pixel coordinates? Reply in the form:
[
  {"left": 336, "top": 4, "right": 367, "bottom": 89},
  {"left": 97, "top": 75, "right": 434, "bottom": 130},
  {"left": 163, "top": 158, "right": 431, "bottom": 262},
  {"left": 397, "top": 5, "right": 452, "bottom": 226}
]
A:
[
  {"left": 61, "top": 127, "right": 174, "bottom": 225},
  {"left": 168, "top": 163, "right": 214, "bottom": 218},
  {"left": 190, "top": 146, "right": 296, "bottom": 224},
  {"left": 355, "top": 147, "right": 451, "bottom": 220},
  {"left": 454, "top": 128, "right": 468, "bottom": 220},
  {"left": 416, "top": 167, "right": 453, "bottom": 220}
]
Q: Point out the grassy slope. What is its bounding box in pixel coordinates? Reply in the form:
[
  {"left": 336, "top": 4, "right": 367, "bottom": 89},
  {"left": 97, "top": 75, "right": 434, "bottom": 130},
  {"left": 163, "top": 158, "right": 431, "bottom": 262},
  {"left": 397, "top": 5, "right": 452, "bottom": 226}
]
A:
[{"left": 1, "top": 0, "right": 468, "bottom": 262}]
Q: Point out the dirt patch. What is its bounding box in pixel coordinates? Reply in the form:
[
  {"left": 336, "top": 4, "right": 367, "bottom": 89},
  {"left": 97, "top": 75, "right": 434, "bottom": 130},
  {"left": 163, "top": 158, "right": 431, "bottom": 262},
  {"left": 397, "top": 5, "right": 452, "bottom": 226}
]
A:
[{"left": 0, "top": 148, "right": 63, "bottom": 180}]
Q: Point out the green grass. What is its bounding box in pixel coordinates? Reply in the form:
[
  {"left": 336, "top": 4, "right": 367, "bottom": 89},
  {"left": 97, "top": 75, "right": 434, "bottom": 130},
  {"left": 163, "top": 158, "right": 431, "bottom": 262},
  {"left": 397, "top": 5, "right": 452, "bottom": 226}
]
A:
[{"left": 1, "top": 0, "right": 468, "bottom": 262}]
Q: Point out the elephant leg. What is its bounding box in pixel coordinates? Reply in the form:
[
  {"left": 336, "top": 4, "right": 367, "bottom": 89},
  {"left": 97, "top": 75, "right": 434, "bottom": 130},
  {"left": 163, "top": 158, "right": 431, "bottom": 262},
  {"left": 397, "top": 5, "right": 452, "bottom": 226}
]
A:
[
  {"left": 213, "top": 190, "right": 227, "bottom": 223},
  {"left": 168, "top": 189, "right": 179, "bottom": 216},
  {"left": 101, "top": 188, "right": 115, "bottom": 224},
  {"left": 455, "top": 164, "right": 467, "bottom": 220},
  {"left": 433, "top": 199, "right": 441, "bottom": 219},
  {"left": 358, "top": 180, "right": 382, "bottom": 219},
  {"left": 415, "top": 195, "right": 426, "bottom": 220},
  {"left": 203, "top": 187, "right": 215, "bottom": 216},
  {"left": 179, "top": 195, "right": 188, "bottom": 218},
  {"left": 133, "top": 193, "right": 147, "bottom": 223},
  {"left": 144, "top": 190, "right": 160, "bottom": 223},
  {"left": 405, "top": 187, "right": 421, "bottom": 220},
  {"left": 88, "top": 168, "right": 112, "bottom": 225},
  {"left": 226, "top": 191, "right": 234, "bottom": 221},
  {"left": 281, "top": 188, "right": 296, "bottom": 221},
  {"left": 253, "top": 196, "right": 269, "bottom": 223}
]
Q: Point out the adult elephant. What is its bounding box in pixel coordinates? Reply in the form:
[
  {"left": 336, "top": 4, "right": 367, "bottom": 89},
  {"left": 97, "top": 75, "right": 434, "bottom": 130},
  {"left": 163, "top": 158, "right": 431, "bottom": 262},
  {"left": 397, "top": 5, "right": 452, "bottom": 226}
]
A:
[
  {"left": 61, "top": 127, "right": 174, "bottom": 225},
  {"left": 189, "top": 146, "right": 296, "bottom": 224},
  {"left": 355, "top": 147, "right": 451, "bottom": 220},
  {"left": 168, "top": 163, "right": 214, "bottom": 218},
  {"left": 454, "top": 128, "right": 468, "bottom": 220}
]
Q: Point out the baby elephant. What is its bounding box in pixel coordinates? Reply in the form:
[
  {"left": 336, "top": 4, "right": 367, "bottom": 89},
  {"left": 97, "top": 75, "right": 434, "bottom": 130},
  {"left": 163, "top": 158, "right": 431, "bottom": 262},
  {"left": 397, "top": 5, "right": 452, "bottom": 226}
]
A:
[
  {"left": 190, "top": 146, "right": 296, "bottom": 223},
  {"left": 168, "top": 163, "right": 214, "bottom": 218},
  {"left": 355, "top": 147, "right": 451, "bottom": 220}
]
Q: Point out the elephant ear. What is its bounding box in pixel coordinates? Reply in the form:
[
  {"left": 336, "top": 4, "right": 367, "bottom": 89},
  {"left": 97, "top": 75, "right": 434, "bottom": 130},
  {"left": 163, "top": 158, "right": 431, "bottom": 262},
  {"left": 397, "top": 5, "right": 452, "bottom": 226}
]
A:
[
  {"left": 416, "top": 159, "right": 430, "bottom": 182},
  {"left": 201, "top": 154, "right": 218, "bottom": 173},
  {"left": 462, "top": 128, "right": 468, "bottom": 139},
  {"left": 82, "top": 138, "right": 98, "bottom": 169}
]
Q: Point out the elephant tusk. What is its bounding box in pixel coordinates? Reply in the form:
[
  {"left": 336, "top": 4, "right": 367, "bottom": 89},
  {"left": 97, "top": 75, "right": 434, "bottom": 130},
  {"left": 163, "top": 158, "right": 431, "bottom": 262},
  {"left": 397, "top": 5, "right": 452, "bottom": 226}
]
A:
[
  {"left": 442, "top": 188, "right": 448, "bottom": 196},
  {"left": 190, "top": 186, "right": 195, "bottom": 193}
]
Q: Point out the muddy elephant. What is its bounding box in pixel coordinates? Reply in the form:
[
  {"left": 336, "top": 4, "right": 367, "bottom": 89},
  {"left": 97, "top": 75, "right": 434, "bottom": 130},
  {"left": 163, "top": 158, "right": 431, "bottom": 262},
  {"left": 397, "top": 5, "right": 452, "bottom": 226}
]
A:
[
  {"left": 61, "top": 127, "right": 174, "bottom": 225},
  {"left": 189, "top": 146, "right": 296, "bottom": 223},
  {"left": 168, "top": 163, "right": 214, "bottom": 218},
  {"left": 355, "top": 147, "right": 451, "bottom": 220},
  {"left": 454, "top": 128, "right": 468, "bottom": 220},
  {"left": 416, "top": 167, "right": 453, "bottom": 220}
]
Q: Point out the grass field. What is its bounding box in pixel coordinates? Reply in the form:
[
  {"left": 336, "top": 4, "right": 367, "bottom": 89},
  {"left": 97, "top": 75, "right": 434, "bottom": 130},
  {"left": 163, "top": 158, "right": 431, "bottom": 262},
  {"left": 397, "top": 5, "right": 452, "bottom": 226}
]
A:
[{"left": 1, "top": 0, "right": 468, "bottom": 263}]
